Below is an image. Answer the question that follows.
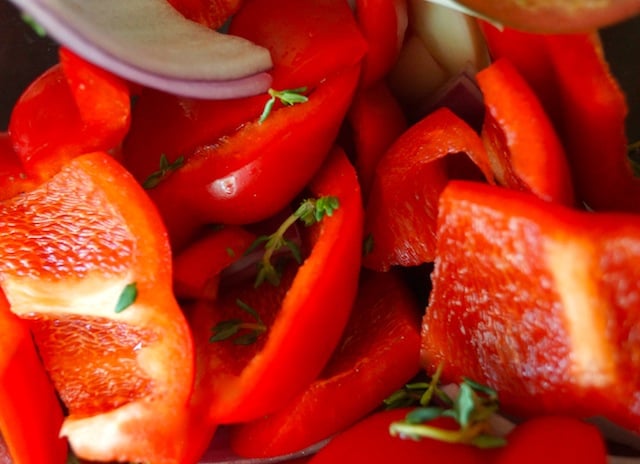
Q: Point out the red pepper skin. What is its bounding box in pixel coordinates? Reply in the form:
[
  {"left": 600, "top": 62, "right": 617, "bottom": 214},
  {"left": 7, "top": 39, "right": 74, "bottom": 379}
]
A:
[
  {"left": 166, "top": 0, "right": 243, "bottom": 28},
  {"left": 173, "top": 225, "right": 257, "bottom": 301},
  {"left": 543, "top": 33, "right": 640, "bottom": 213},
  {"left": 123, "top": 0, "right": 367, "bottom": 188},
  {"left": 362, "top": 107, "right": 492, "bottom": 271},
  {"left": 495, "top": 416, "right": 607, "bottom": 464},
  {"left": 480, "top": 25, "right": 639, "bottom": 212},
  {"left": 346, "top": 81, "right": 408, "bottom": 200},
  {"left": 229, "top": 0, "right": 367, "bottom": 90},
  {"left": 476, "top": 58, "right": 575, "bottom": 206},
  {"left": 8, "top": 50, "right": 130, "bottom": 179},
  {"left": 0, "top": 152, "right": 194, "bottom": 463},
  {"left": 0, "top": 132, "right": 36, "bottom": 201},
  {"left": 190, "top": 146, "right": 363, "bottom": 424},
  {"left": 422, "top": 180, "right": 640, "bottom": 433},
  {"left": 229, "top": 269, "right": 422, "bottom": 458},
  {"left": 0, "top": 290, "right": 68, "bottom": 464},
  {"left": 149, "top": 64, "right": 361, "bottom": 248},
  {"left": 308, "top": 409, "right": 489, "bottom": 463},
  {"left": 353, "top": 0, "right": 408, "bottom": 88}
]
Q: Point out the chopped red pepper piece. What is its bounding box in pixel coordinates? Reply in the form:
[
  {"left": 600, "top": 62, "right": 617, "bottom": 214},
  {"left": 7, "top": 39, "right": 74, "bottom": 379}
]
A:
[
  {"left": 480, "top": 24, "right": 639, "bottom": 212},
  {"left": 149, "top": 64, "right": 361, "bottom": 247},
  {"left": 166, "top": 0, "right": 243, "bottom": 28},
  {"left": 346, "top": 81, "right": 408, "bottom": 200},
  {"left": 0, "top": 288, "right": 68, "bottom": 464},
  {"left": 353, "top": 0, "right": 408, "bottom": 88},
  {"left": 363, "top": 107, "right": 493, "bottom": 271},
  {"left": 8, "top": 50, "right": 130, "bottom": 180},
  {"left": 190, "top": 146, "right": 363, "bottom": 424},
  {"left": 0, "top": 151, "right": 194, "bottom": 462},
  {"left": 422, "top": 180, "right": 640, "bottom": 434},
  {"left": 476, "top": 58, "right": 575, "bottom": 206},
  {"left": 229, "top": 269, "right": 422, "bottom": 458}
]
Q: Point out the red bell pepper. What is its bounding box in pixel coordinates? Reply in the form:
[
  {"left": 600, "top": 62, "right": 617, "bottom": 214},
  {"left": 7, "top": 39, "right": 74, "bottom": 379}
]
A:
[
  {"left": 148, "top": 64, "right": 361, "bottom": 248},
  {"left": 362, "top": 107, "right": 493, "bottom": 271},
  {"left": 173, "top": 225, "right": 257, "bottom": 301},
  {"left": 189, "top": 146, "right": 363, "bottom": 424},
  {"left": 422, "top": 180, "right": 640, "bottom": 434},
  {"left": 353, "top": 0, "right": 408, "bottom": 88},
  {"left": 0, "top": 289, "right": 68, "bottom": 464},
  {"left": 229, "top": 269, "right": 422, "bottom": 458},
  {"left": 8, "top": 49, "right": 130, "bottom": 180},
  {"left": 480, "top": 24, "right": 639, "bottom": 212},
  {"left": 476, "top": 58, "right": 575, "bottom": 206},
  {"left": 346, "top": 81, "right": 408, "bottom": 200},
  {"left": 543, "top": 33, "right": 640, "bottom": 212},
  {"left": 0, "top": 131, "right": 36, "bottom": 201},
  {"left": 166, "top": 0, "right": 243, "bottom": 28},
  {"left": 0, "top": 151, "right": 194, "bottom": 463}
]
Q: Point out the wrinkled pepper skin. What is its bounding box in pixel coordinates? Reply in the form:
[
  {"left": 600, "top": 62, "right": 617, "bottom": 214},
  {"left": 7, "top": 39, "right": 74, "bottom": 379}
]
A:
[
  {"left": 422, "top": 180, "right": 640, "bottom": 434},
  {"left": 0, "top": 290, "right": 68, "bottom": 464}
]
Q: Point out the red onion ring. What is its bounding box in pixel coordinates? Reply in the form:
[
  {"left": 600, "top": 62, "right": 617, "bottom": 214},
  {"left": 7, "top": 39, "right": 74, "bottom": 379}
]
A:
[{"left": 8, "top": 0, "right": 273, "bottom": 99}]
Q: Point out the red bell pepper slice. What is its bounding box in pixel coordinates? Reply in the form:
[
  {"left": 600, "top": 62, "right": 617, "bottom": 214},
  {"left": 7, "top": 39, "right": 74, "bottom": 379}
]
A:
[
  {"left": 422, "top": 180, "right": 640, "bottom": 434},
  {"left": 353, "top": 0, "right": 408, "bottom": 88},
  {"left": 0, "top": 289, "right": 68, "bottom": 464},
  {"left": 0, "top": 132, "right": 36, "bottom": 201},
  {"left": 8, "top": 49, "right": 130, "bottom": 180},
  {"left": 229, "top": 269, "right": 422, "bottom": 458},
  {"left": 480, "top": 24, "right": 639, "bottom": 212},
  {"left": 476, "top": 58, "right": 575, "bottom": 206},
  {"left": 149, "top": 64, "right": 361, "bottom": 248},
  {"left": 229, "top": 0, "right": 367, "bottom": 90},
  {"left": 0, "top": 152, "right": 194, "bottom": 462},
  {"left": 543, "top": 33, "right": 640, "bottom": 212},
  {"left": 123, "top": 0, "right": 367, "bottom": 187},
  {"left": 362, "top": 107, "right": 493, "bottom": 271},
  {"left": 346, "top": 81, "right": 408, "bottom": 200},
  {"left": 166, "top": 0, "right": 243, "bottom": 28},
  {"left": 189, "top": 146, "right": 363, "bottom": 424}
]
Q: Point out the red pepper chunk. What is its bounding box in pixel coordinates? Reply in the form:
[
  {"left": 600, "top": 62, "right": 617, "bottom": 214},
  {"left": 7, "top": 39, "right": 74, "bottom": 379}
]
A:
[
  {"left": 422, "top": 180, "right": 640, "bottom": 434},
  {"left": 476, "top": 58, "right": 575, "bottom": 206},
  {"left": 0, "top": 289, "right": 68, "bottom": 464},
  {"left": 363, "top": 107, "right": 493, "bottom": 271},
  {"left": 229, "top": 269, "right": 422, "bottom": 458},
  {"left": 190, "top": 146, "right": 364, "bottom": 424},
  {"left": 8, "top": 49, "right": 130, "bottom": 180}
]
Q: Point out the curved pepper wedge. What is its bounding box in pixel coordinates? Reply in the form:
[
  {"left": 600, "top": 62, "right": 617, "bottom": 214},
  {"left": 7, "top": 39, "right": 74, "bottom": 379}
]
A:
[
  {"left": 229, "top": 269, "right": 422, "bottom": 458},
  {"left": 0, "top": 289, "right": 68, "bottom": 464},
  {"left": 189, "top": 146, "right": 364, "bottom": 424},
  {"left": 0, "top": 151, "right": 194, "bottom": 463},
  {"left": 363, "top": 107, "right": 493, "bottom": 271},
  {"left": 422, "top": 180, "right": 640, "bottom": 434}
]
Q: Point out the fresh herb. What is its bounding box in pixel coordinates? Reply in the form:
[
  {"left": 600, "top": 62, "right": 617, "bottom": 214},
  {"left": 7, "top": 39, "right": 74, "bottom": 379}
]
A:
[
  {"left": 115, "top": 283, "right": 138, "bottom": 313},
  {"left": 363, "top": 233, "right": 375, "bottom": 256},
  {"left": 247, "top": 196, "right": 339, "bottom": 287},
  {"left": 259, "top": 87, "right": 309, "bottom": 123},
  {"left": 21, "top": 13, "right": 47, "bottom": 37},
  {"left": 210, "top": 299, "right": 267, "bottom": 345},
  {"left": 386, "top": 366, "right": 506, "bottom": 448},
  {"left": 143, "top": 154, "right": 185, "bottom": 189}
]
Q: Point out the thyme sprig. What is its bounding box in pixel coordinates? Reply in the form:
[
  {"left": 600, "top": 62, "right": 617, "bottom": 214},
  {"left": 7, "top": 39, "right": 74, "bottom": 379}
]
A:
[
  {"left": 210, "top": 299, "right": 267, "bottom": 345},
  {"left": 259, "top": 87, "right": 309, "bottom": 123},
  {"left": 143, "top": 154, "right": 185, "bottom": 189},
  {"left": 385, "top": 366, "right": 507, "bottom": 449},
  {"left": 247, "top": 196, "right": 339, "bottom": 288}
]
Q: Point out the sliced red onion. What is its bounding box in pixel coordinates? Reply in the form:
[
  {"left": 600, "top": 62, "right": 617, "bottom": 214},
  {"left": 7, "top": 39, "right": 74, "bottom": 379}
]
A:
[{"left": 8, "top": 0, "right": 273, "bottom": 99}]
